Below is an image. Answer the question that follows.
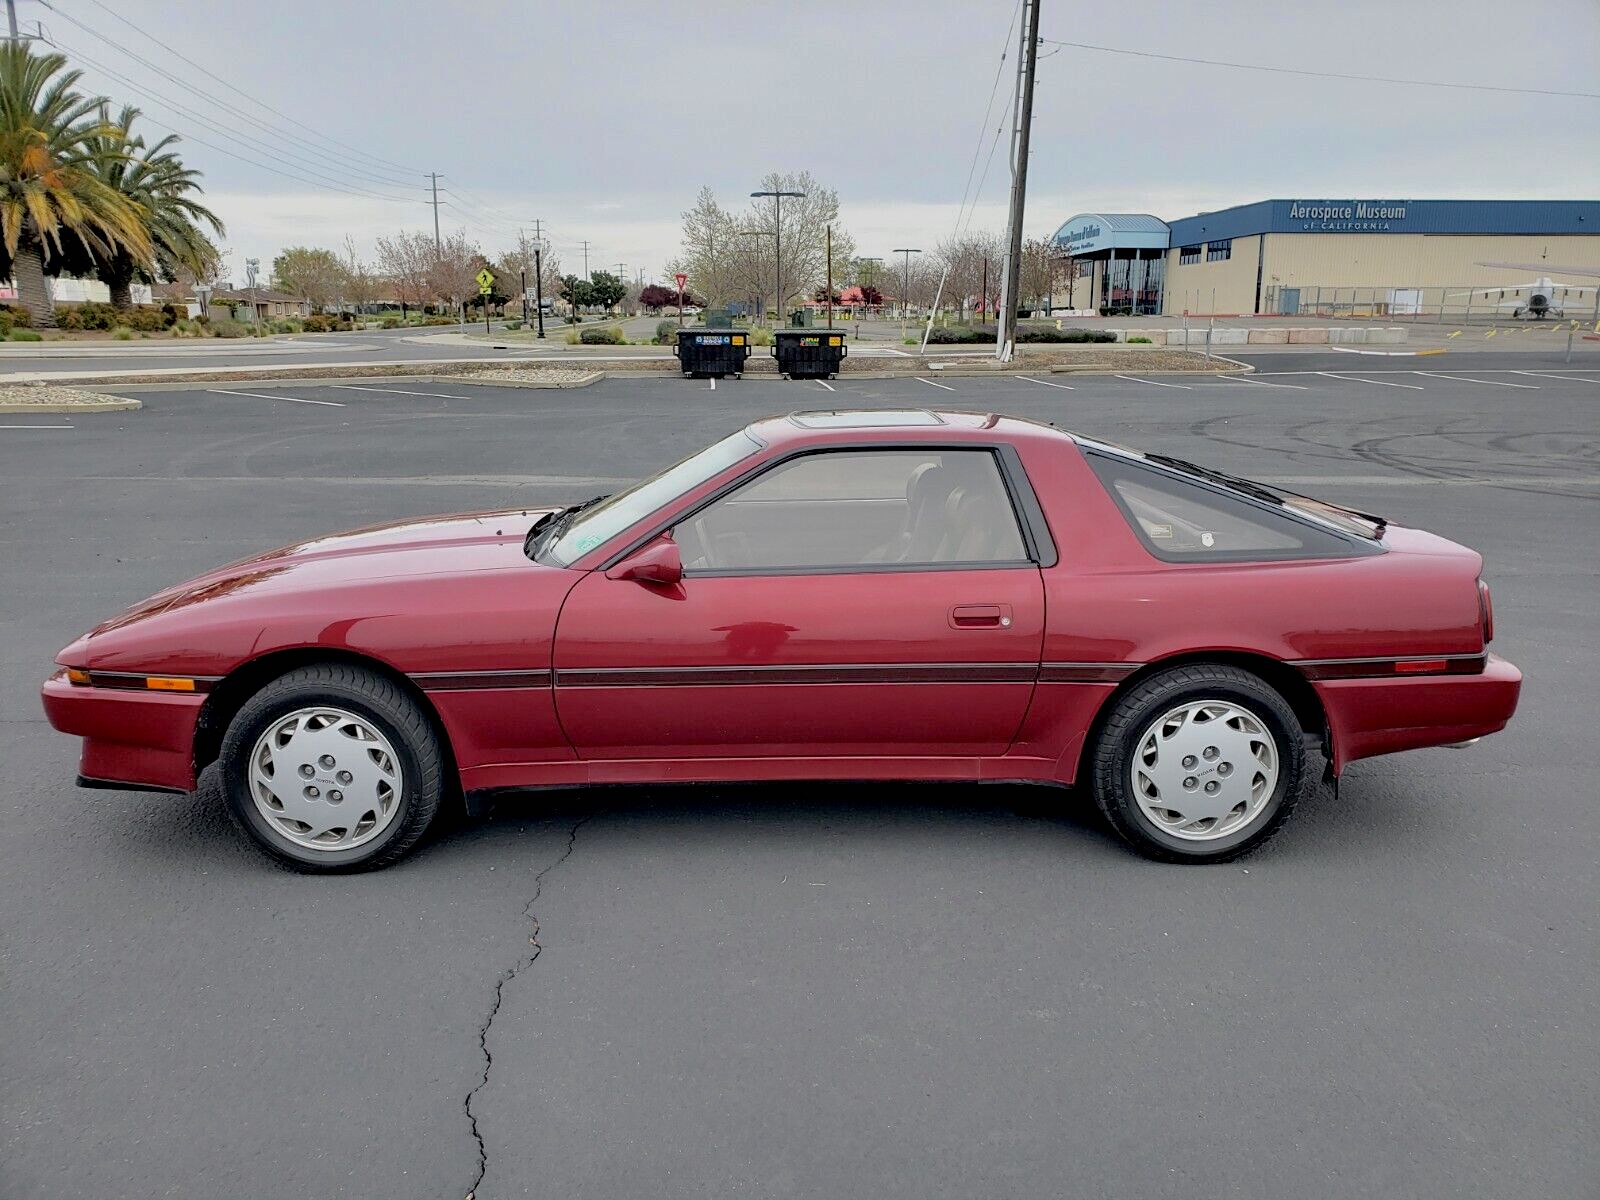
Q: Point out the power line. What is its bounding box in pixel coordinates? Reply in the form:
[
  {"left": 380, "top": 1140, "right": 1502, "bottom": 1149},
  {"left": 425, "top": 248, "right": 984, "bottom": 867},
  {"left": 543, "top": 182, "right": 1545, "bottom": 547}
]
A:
[
  {"left": 49, "top": 37, "right": 422, "bottom": 204},
  {"left": 48, "top": 0, "right": 425, "bottom": 175},
  {"left": 1038, "top": 38, "right": 1600, "bottom": 100},
  {"left": 952, "top": 0, "right": 1022, "bottom": 239},
  {"left": 42, "top": 12, "right": 425, "bottom": 191}
]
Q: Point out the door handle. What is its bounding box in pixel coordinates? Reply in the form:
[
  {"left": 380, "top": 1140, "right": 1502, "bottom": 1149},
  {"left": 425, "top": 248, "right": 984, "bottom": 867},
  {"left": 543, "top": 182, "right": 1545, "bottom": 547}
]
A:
[{"left": 950, "top": 604, "right": 1011, "bottom": 629}]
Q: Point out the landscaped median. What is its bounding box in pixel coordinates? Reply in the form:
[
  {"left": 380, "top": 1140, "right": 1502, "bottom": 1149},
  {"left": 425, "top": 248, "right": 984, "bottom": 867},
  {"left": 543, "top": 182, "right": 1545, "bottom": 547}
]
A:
[{"left": 0, "top": 382, "right": 140, "bottom": 414}]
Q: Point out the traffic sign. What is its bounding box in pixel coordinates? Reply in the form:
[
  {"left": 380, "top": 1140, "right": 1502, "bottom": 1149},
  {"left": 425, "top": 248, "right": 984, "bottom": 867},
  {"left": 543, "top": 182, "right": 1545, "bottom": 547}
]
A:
[
  {"left": 476, "top": 268, "right": 495, "bottom": 295},
  {"left": 674, "top": 273, "right": 687, "bottom": 290}
]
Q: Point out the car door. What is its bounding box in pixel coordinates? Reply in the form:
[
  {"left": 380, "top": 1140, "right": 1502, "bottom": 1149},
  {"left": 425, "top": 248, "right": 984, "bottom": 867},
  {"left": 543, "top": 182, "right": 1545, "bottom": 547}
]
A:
[{"left": 552, "top": 445, "right": 1048, "bottom": 761}]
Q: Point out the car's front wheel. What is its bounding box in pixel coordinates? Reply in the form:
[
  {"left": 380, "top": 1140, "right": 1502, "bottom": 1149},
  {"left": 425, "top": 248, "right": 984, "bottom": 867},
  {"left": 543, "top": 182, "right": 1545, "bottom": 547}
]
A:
[
  {"left": 219, "top": 664, "right": 444, "bottom": 872},
  {"left": 1090, "top": 664, "right": 1305, "bottom": 863}
]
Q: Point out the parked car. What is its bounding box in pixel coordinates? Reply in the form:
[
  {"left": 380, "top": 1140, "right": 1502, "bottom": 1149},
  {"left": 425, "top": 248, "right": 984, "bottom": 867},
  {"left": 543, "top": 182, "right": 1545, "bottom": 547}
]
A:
[{"left": 42, "top": 410, "right": 1520, "bottom": 871}]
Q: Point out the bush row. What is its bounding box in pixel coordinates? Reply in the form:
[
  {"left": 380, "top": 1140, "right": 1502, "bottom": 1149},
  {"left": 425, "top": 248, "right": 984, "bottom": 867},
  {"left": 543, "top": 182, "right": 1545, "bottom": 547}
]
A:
[
  {"left": 924, "top": 325, "right": 1118, "bottom": 344},
  {"left": 55, "top": 302, "right": 180, "bottom": 331}
]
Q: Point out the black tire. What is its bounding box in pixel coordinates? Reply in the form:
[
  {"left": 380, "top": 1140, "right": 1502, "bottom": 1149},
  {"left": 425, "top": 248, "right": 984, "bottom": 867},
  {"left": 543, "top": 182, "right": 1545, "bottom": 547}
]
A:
[
  {"left": 219, "top": 664, "right": 444, "bottom": 873},
  {"left": 1089, "top": 664, "right": 1305, "bottom": 864}
]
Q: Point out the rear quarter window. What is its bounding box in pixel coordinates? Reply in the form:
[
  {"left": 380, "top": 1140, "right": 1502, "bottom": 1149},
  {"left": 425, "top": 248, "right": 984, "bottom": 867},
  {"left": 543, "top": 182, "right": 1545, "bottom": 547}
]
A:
[{"left": 1086, "top": 452, "right": 1372, "bottom": 562}]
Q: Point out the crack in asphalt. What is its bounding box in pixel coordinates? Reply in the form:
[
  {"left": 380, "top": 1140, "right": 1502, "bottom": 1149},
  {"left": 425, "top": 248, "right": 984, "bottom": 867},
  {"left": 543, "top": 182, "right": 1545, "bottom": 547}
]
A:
[{"left": 463, "top": 815, "right": 591, "bottom": 1200}]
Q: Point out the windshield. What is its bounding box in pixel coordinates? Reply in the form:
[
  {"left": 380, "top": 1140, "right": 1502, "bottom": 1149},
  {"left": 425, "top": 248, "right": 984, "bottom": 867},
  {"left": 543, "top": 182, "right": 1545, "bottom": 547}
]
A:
[{"left": 537, "top": 430, "right": 762, "bottom": 566}]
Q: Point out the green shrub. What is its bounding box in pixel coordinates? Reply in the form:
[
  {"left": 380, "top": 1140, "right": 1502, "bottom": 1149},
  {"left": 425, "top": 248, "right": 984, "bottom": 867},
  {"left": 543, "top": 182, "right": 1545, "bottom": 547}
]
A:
[
  {"left": 209, "top": 317, "right": 249, "bottom": 338},
  {"left": 0, "top": 311, "right": 12, "bottom": 336},
  {"left": 1127, "top": 335, "right": 1152, "bottom": 344},
  {"left": 748, "top": 326, "right": 774, "bottom": 346},
  {"left": 10, "top": 328, "right": 43, "bottom": 341},
  {"left": 111, "top": 326, "right": 134, "bottom": 340},
  {"left": 655, "top": 319, "right": 677, "bottom": 345},
  {"left": 423, "top": 314, "right": 455, "bottom": 326},
  {"left": 925, "top": 326, "right": 991, "bottom": 344},
  {"left": 503, "top": 319, "right": 523, "bottom": 331},
  {"left": 580, "top": 325, "right": 625, "bottom": 345},
  {"left": 563, "top": 329, "right": 580, "bottom": 345},
  {"left": 52, "top": 301, "right": 171, "bottom": 332},
  {"left": 381, "top": 315, "right": 401, "bottom": 329},
  {"left": 0, "top": 302, "right": 30, "bottom": 328}
]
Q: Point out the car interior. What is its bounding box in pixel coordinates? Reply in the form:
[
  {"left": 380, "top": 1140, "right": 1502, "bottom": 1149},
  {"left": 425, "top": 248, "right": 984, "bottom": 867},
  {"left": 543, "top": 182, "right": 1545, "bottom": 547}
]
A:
[{"left": 674, "top": 449, "right": 1028, "bottom": 572}]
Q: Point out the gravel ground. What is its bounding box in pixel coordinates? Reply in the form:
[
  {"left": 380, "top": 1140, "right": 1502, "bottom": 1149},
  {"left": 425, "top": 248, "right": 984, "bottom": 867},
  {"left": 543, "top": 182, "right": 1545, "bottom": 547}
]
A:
[
  {"left": 458, "top": 367, "right": 603, "bottom": 386},
  {"left": 0, "top": 383, "right": 139, "bottom": 410}
]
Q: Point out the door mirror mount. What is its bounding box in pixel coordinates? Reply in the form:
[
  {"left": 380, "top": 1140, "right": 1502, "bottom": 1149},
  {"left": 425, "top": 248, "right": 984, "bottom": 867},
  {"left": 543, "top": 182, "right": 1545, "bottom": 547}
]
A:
[{"left": 606, "top": 536, "right": 683, "bottom": 585}]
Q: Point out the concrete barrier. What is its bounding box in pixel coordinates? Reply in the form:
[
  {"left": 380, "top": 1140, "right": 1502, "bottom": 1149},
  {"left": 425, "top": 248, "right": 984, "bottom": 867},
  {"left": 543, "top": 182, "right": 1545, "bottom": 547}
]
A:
[
  {"left": 1247, "top": 328, "right": 1289, "bottom": 344},
  {"left": 1368, "top": 327, "right": 1406, "bottom": 344},
  {"left": 1288, "top": 328, "right": 1329, "bottom": 344},
  {"left": 1209, "top": 328, "right": 1248, "bottom": 345}
]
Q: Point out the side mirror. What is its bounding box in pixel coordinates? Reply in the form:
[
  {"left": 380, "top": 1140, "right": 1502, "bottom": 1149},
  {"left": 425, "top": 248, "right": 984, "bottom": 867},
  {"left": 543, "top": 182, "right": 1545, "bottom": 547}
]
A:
[{"left": 605, "top": 535, "right": 682, "bottom": 585}]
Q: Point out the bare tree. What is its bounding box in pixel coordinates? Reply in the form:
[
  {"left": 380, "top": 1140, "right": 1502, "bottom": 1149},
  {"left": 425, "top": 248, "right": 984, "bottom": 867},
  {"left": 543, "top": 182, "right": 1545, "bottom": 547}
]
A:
[
  {"left": 935, "top": 231, "right": 1005, "bottom": 319},
  {"left": 1018, "top": 236, "right": 1058, "bottom": 312},
  {"left": 669, "top": 175, "right": 857, "bottom": 316},
  {"left": 374, "top": 230, "right": 434, "bottom": 310},
  {"left": 425, "top": 228, "right": 480, "bottom": 313},
  {"left": 341, "top": 235, "right": 378, "bottom": 313},
  {"left": 493, "top": 230, "right": 563, "bottom": 315}
]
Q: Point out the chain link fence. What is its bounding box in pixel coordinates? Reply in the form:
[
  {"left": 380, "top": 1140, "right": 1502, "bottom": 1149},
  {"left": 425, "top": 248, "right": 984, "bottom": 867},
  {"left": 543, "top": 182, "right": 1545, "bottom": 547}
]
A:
[{"left": 1262, "top": 284, "right": 1600, "bottom": 326}]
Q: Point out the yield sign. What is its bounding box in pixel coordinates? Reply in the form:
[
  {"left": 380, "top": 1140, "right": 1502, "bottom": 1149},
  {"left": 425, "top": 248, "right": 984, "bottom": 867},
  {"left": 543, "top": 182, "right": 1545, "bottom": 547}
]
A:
[{"left": 675, "top": 273, "right": 687, "bottom": 290}]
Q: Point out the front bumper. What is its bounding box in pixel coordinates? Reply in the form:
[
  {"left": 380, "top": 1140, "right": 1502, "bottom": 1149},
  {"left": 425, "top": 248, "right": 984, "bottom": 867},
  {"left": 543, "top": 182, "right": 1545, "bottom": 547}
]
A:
[
  {"left": 41, "top": 669, "right": 204, "bottom": 793},
  {"left": 1317, "top": 652, "right": 1522, "bottom": 772}
]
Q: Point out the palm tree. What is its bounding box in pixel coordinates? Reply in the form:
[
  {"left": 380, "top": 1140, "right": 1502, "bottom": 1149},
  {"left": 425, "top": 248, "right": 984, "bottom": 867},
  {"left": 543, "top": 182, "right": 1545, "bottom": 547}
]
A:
[
  {"left": 82, "top": 104, "right": 223, "bottom": 309},
  {"left": 0, "top": 43, "right": 151, "bottom": 327}
]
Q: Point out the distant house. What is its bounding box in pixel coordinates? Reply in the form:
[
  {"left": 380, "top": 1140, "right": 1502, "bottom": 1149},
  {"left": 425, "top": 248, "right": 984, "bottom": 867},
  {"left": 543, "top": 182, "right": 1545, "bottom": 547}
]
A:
[
  {"left": 210, "top": 289, "right": 313, "bottom": 321},
  {"left": 0, "top": 276, "right": 153, "bottom": 305}
]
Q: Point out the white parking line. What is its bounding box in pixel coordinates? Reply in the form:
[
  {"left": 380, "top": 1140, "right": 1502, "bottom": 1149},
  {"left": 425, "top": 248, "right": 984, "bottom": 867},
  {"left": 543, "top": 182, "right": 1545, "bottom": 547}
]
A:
[
  {"left": 1414, "top": 372, "right": 1537, "bottom": 389},
  {"left": 1016, "top": 375, "right": 1074, "bottom": 390},
  {"left": 329, "top": 384, "right": 470, "bottom": 399},
  {"left": 1114, "top": 374, "right": 1190, "bottom": 389},
  {"left": 1317, "top": 371, "right": 1425, "bottom": 390},
  {"left": 0, "top": 424, "right": 73, "bottom": 429},
  {"left": 708, "top": 378, "right": 716, "bottom": 391},
  {"left": 1229, "top": 375, "right": 1309, "bottom": 390},
  {"left": 208, "top": 388, "right": 344, "bottom": 407},
  {"left": 815, "top": 379, "right": 836, "bottom": 392},
  {"left": 1511, "top": 370, "right": 1600, "bottom": 384},
  {"left": 916, "top": 377, "right": 956, "bottom": 391}
]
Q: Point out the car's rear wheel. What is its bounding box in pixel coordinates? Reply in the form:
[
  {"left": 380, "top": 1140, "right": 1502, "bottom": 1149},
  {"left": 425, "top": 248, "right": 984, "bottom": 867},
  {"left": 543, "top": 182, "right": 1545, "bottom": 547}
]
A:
[
  {"left": 1090, "top": 664, "right": 1304, "bottom": 863},
  {"left": 219, "top": 664, "right": 443, "bottom": 872}
]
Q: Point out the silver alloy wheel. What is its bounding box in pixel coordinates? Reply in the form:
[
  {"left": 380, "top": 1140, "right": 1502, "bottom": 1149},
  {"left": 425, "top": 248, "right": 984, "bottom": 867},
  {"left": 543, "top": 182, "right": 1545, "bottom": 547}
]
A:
[
  {"left": 248, "top": 707, "right": 403, "bottom": 852},
  {"left": 1130, "top": 699, "right": 1279, "bottom": 841}
]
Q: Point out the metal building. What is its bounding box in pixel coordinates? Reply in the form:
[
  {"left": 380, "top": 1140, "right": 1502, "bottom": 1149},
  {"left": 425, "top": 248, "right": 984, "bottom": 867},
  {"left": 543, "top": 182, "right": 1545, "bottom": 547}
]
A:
[{"left": 1049, "top": 199, "right": 1600, "bottom": 319}]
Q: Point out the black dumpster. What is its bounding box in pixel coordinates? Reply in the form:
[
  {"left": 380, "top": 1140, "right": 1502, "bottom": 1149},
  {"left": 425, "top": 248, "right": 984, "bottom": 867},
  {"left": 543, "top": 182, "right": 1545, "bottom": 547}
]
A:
[
  {"left": 772, "top": 329, "right": 847, "bottom": 379},
  {"left": 674, "top": 328, "right": 750, "bottom": 378}
]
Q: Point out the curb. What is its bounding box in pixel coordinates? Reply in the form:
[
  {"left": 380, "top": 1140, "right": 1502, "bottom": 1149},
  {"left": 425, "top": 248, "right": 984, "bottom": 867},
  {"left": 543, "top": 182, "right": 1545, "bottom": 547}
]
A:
[
  {"left": 90, "top": 372, "right": 605, "bottom": 394},
  {"left": 0, "top": 397, "right": 141, "bottom": 413}
]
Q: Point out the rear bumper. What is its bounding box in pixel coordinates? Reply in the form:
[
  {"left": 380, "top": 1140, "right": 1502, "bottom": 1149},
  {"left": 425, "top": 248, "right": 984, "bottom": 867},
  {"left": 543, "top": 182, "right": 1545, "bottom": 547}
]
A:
[
  {"left": 41, "top": 670, "right": 202, "bottom": 793},
  {"left": 1317, "top": 652, "right": 1522, "bottom": 772}
]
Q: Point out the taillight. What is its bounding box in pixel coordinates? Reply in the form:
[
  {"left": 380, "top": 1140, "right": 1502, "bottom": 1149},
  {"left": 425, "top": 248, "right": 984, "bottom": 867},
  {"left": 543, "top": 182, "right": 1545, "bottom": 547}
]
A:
[{"left": 1478, "top": 580, "right": 1494, "bottom": 645}]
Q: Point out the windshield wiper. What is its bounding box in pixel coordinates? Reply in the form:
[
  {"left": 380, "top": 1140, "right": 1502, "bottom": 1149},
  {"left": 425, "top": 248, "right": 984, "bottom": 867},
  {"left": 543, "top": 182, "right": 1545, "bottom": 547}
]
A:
[{"left": 523, "top": 494, "right": 610, "bottom": 560}]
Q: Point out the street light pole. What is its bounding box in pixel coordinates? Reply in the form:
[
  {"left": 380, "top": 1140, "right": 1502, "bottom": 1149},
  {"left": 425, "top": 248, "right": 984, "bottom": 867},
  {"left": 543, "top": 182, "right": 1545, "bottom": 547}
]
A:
[
  {"left": 893, "top": 248, "right": 922, "bottom": 336},
  {"left": 752, "top": 188, "right": 804, "bottom": 326},
  {"left": 740, "top": 229, "right": 776, "bottom": 325}
]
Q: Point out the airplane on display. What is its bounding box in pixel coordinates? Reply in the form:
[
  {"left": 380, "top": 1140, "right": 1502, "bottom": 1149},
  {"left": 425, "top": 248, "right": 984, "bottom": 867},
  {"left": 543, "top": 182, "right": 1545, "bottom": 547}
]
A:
[{"left": 1455, "top": 262, "right": 1600, "bottom": 319}]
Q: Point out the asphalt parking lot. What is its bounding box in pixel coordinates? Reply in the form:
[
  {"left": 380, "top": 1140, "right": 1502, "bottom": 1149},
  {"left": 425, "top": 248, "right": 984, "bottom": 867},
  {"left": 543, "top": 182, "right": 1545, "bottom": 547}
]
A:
[{"left": 3, "top": 361, "right": 1596, "bottom": 1198}]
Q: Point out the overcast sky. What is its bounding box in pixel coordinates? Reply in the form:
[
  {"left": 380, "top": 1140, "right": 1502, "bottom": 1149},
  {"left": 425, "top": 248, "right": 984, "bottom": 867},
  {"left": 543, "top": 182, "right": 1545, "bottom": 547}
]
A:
[{"left": 30, "top": 0, "right": 1600, "bottom": 285}]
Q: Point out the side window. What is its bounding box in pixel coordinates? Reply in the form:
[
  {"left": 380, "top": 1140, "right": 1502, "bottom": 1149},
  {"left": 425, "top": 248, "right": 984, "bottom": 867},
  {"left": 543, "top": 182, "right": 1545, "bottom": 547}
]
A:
[
  {"left": 676, "top": 449, "right": 1029, "bottom": 573},
  {"left": 1087, "top": 453, "right": 1359, "bottom": 562}
]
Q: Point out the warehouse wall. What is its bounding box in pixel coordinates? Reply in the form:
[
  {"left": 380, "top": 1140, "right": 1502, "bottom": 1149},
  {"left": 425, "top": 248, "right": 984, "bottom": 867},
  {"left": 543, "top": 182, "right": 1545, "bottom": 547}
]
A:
[
  {"left": 1161, "top": 235, "right": 1261, "bottom": 315},
  {"left": 1262, "top": 233, "right": 1600, "bottom": 294}
]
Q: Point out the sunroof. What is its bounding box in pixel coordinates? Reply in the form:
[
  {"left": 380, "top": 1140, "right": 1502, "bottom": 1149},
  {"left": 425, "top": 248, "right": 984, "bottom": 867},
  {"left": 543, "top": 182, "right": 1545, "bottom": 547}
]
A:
[{"left": 790, "top": 409, "right": 945, "bottom": 429}]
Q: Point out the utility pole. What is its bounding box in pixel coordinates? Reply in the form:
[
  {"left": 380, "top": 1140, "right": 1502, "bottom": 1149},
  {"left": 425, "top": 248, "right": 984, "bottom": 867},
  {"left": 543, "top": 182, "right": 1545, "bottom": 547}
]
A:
[
  {"left": 894, "top": 248, "right": 922, "bottom": 335},
  {"left": 752, "top": 188, "right": 805, "bottom": 326},
  {"left": 245, "top": 257, "right": 260, "bottom": 335},
  {"left": 427, "top": 173, "right": 443, "bottom": 257},
  {"left": 579, "top": 241, "right": 591, "bottom": 280},
  {"left": 996, "top": 0, "right": 1041, "bottom": 362},
  {"left": 981, "top": 256, "right": 989, "bottom": 323},
  {"left": 6, "top": 0, "right": 19, "bottom": 40}
]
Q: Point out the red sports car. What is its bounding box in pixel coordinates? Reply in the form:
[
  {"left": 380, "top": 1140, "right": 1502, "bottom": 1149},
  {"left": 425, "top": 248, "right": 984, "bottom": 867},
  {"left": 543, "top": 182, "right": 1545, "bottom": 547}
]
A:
[{"left": 42, "top": 410, "right": 1520, "bottom": 871}]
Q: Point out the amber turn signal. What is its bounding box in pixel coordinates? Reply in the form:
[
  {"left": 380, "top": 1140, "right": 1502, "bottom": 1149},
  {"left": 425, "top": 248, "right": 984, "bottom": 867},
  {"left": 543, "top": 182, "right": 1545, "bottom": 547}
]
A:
[
  {"left": 65, "top": 667, "right": 92, "bottom": 685},
  {"left": 145, "top": 676, "right": 197, "bottom": 692}
]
